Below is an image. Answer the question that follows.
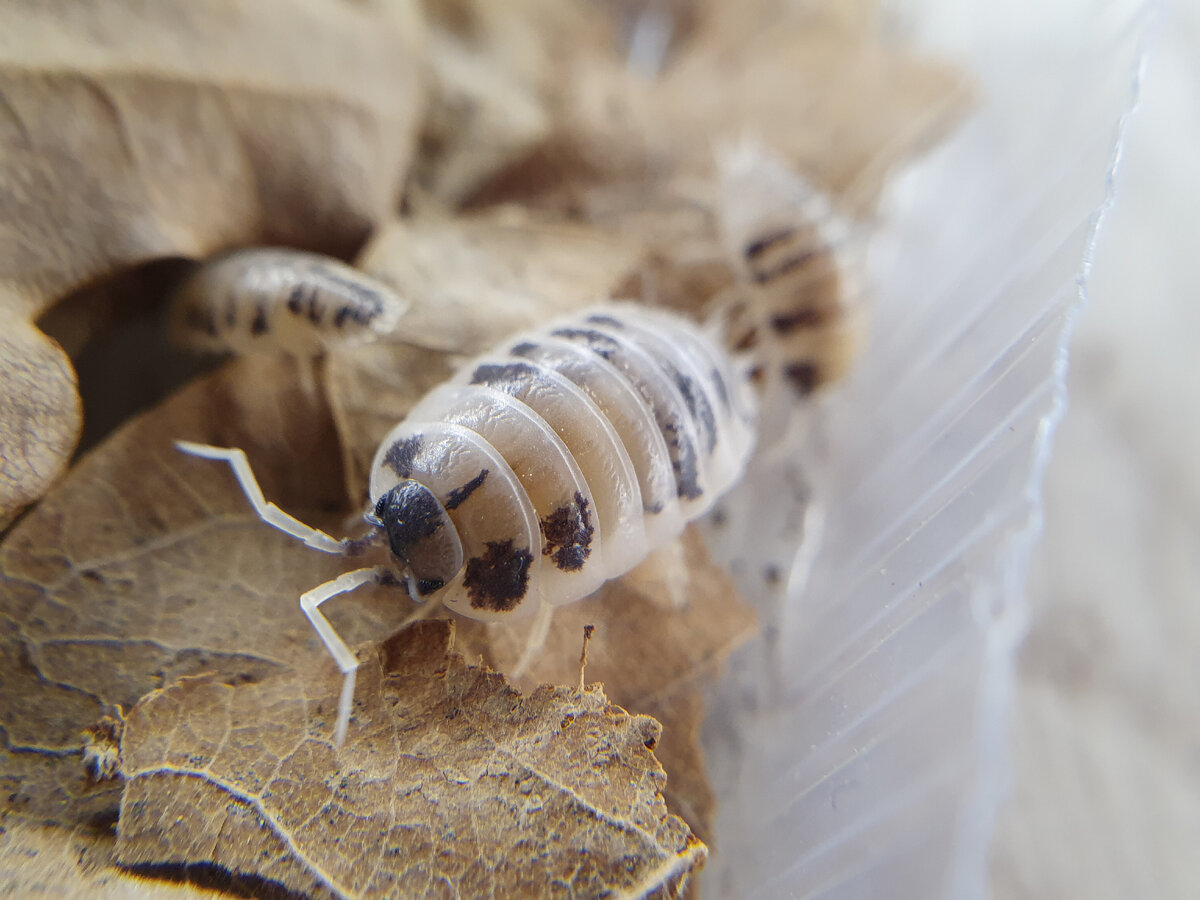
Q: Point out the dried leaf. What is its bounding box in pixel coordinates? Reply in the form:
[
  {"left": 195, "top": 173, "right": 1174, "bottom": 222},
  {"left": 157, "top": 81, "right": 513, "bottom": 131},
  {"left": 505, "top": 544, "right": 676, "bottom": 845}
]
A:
[
  {"left": 454, "top": 527, "right": 758, "bottom": 842},
  {"left": 414, "top": 0, "right": 622, "bottom": 202},
  {"left": 648, "top": 15, "right": 969, "bottom": 210},
  {"left": 0, "top": 356, "right": 411, "bottom": 829},
  {"left": 117, "top": 619, "right": 705, "bottom": 899},
  {"left": 355, "top": 211, "right": 641, "bottom": 355},
  {"left": 466, "top": 8, "right": 966, "bottom": 216},
  {"left": 456, "top": 529, "right": 755, "bottom": 715},
  {"left": 0, "top": 0, "right": 424, "bottom": 518},
  {"left": 1, "top": 0, "right": 423, "bottom": 315},
  {"left": 0, "top": 338, "right": 740, "bottom": 893},
  {"left": 639, "top": 688, "right": 715, "bottom": 847},
  {"left": 0, "top": 818, "right": 222, "bottom": 899},
  {"left": 0, "top": 310, "right": 81, "bottom": 529}
]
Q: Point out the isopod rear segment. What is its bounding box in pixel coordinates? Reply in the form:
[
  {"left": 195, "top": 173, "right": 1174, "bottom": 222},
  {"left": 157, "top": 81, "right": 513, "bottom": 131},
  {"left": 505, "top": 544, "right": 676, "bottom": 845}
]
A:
[
  {"left": 170, "top": 248, "right": 408, "bottom": 357},
  {"left": 177, "top": 302, "right": 757, "bottom": 745}
]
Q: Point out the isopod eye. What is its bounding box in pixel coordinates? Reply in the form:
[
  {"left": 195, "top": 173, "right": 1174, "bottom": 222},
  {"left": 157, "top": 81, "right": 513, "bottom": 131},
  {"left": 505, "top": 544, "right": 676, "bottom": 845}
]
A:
[{"left": 374, "top": 480, "right": 463, "bottom": 596}]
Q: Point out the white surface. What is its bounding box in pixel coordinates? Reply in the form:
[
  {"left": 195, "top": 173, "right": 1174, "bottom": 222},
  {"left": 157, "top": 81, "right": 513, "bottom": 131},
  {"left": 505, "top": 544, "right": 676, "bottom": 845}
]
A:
[
  {"left": 703, "top": 2, "right": 1153, "bottom": 897},
  {"left": 990, "top": 3, "right": 1200, "bottom": 897}
]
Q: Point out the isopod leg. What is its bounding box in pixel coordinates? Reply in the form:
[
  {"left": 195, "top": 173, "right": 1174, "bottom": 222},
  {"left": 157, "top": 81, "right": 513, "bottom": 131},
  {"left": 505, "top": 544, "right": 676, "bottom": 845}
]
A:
[
  {"left": 175, "top": 441, "right": 345, "bottom": 554},
  {"left": 299, "top": 566, "right": 388, "bottom": 747},
  {"left": 512, "top": 601, "right": 555, "bottom": 680}
]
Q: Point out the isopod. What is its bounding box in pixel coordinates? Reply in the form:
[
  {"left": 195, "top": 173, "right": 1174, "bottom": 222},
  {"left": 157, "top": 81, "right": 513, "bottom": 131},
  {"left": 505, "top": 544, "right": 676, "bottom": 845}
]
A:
[
  {"left": 178, "top": 302, "right": 757, "bottom": 746},
  {"left": 170, "top": 248, "right": 408, "bottom": 358},
  {"left": 175, "top": 147, "right": 856, "bottom": 747},
  {"left": 713, "top": 143, "right": 864, "bottom": 437}
]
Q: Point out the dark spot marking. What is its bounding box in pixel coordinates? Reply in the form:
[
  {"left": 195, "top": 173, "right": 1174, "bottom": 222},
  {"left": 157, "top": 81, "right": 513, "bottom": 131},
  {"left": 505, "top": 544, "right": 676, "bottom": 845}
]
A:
[
  {"left": 444, "top": 469, "right": 488, "bottom": 510},
  {"left": 708, "top": 366, "right": 730, "bottom": 408},
  {"left": 286, "top": 285, "right": 305, "bottom": 314},
  {"left": 670, "top": 368, "right": 717, "bottom": 454},
  {"left": 416, "top": 578, "right": 445, "bottom": 596},
  {"left": 710, "top": 506, "right": 728, "bottom": 528},
  {"left": 509, "top": 341, "right": 539, "bottom": 357},
  {"left": 383, "top": 435, "right": 422, "bottom": 478},
  {"left": 305, "top": 290, "right": 323, "bottom": 325},
  {"left": 670, "top": 434, "right": 703, "bottom": 500},
  {"left": 584, "top": 313, "right": 625, "bottom": 329},
  {"left": 464, "top": 540, "right": 533, "bottom": 611},
  {"left": 764, "top": 564, "right": 782, "bottom": 586},
  {"left": 251, "top": 304, "right": 269, "bottom": 335},
  {"left": 318, "top": 272, "right": 385, "bottom": 324},
  {"left": 654, "top": 411, "right": 703, "bottom": 501},
  {"left": 744, "top": 228, "right": 796, "bottom": 260},
  {"left": 771, "top": 308, "right": 827, "bottom": 334},
  {"left": 185, "top": 306, "right": 220, "bottom": 337},
  {"left": 748, "top": 365, "right": 766, "bottom": 385},
  {"left": 643, "top": 498, "right": 664, "bottom": 515},
  {"left": 551, "top": 327, "right": 621, "bottom": 361},
  {"left": 733, "top": 326, "right": 759, "bottom": 352},
  {"left": 751, "top": 248, "right": 819, "bottom": 284},
  {"left": 470, "top": 362, "right": 539, "bottom": 396},
  {"left": 377, "top": 570, "right": 403, "bottom": 587},
  {"left": 540, "top": 491, "right": 594, "bottom": 572},
  {"left": 784, "top": 362, "right": 820, "bottom": 395}
]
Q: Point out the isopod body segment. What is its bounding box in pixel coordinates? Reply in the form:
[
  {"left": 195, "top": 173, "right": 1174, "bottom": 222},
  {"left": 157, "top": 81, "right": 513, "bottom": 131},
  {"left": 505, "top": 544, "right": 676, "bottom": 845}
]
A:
[
  {"left": 177, "top": 301, "right": 758, "bottom": 746},
  {"left": 368, "top": 303, "right": 758, "bottom": 621},
  {"left": 169, "top": 248, "right": 408, "bottom": 358}
]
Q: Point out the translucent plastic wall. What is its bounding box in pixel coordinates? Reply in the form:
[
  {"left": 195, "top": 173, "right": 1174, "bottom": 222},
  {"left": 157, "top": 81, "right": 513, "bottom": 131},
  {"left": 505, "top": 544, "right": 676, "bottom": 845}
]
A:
[{"left": 705, "top": 2, "right": 1152, "bottom": 896}]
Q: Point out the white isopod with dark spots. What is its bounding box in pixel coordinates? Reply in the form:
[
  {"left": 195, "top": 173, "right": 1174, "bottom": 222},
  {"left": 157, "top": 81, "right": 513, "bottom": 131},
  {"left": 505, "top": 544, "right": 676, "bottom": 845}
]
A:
[
  {"left": 170, "top": 248, "right": 408, "bottom": 357},
  {"left": 178, "top": 302, "right": 757, "bottom": 746}
]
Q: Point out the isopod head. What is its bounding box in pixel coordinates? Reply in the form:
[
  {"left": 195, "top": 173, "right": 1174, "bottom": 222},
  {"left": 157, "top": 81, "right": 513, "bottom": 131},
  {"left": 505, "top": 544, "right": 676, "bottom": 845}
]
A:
[{"left": 373, "top": 480, "right": 464, "bottom": 596}]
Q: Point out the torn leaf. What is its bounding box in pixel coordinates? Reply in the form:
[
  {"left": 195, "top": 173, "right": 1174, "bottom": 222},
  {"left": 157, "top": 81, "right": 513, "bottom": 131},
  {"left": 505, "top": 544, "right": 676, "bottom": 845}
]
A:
[
  {"left": 117, "top": 620, "right": 706, "bottom": 899},
  {"left": 454, "top": 526, "right": 759, "bottom": 842},
  {"left": 0, "top": 355, "right": 408, "bottom": 828},
  {"left": 0, "top": 0, "right": 424, "bottom": 519}
]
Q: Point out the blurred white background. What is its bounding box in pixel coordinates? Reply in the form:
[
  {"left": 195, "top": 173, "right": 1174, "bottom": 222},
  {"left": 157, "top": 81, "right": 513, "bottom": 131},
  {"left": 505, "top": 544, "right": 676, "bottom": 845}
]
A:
[{"left": 988, "top": 2, "right": 1200, "bottom": 897}]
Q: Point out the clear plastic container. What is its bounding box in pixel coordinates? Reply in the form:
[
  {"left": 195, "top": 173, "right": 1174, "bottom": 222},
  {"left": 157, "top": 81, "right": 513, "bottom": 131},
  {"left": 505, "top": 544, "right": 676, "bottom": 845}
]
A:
[{"left": 704, "top": 2, "right": 1153, "bottom": 896}]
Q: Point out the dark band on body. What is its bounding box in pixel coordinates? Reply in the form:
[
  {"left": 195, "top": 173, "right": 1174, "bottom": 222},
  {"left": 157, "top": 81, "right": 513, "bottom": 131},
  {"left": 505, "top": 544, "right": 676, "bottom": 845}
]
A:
[{"left": 464, "top": 540, "right": 534, "bottom": 612}]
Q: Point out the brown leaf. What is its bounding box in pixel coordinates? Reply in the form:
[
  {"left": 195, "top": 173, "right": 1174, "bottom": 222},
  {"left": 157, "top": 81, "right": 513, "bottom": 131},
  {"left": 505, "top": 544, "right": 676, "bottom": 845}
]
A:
[
  {"left": 0, "top": 356, "right": 410, "bottom": 829},
  {"left": 413, "top": 0, "right": 623, "bottom": 202},
  {"left": 454, "top": 527, "right": 758, "bottom": 842},
  {"left": 0, "top": 0, "right": 425, "bottom": 519},
  {"left": 0, "top": 818, "right": 224, "bottom": 899},
  {"left": 1, "top": 0, "right": 424, "bottom": 314},
  {"left": 638, "top": 688, "right": 715, "bottom": 848},
  {"left": 355, "top": 211, "right": 641, "bottom": 355},
  {"left": 116, "top": 619, "right": 705, "bottom": 899},
  {"left": 0, "top": 336, "right": 746, "bottom": 870},
  {"left": 648, "top": 16, "right": 969, "bottom": 211},
  {"left": 0, "top": 310, "right": 81, "bottom": 529},
  {"left": 466, "top": 8, "right": 966, "bottom": 217}
]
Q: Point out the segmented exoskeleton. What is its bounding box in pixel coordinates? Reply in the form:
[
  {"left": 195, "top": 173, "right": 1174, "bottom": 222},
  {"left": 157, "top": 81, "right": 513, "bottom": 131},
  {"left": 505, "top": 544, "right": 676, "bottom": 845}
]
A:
[
  {"left": 174, "top": 146, "right": 856, "bottom": 747},
  {"left": 179, "top": 303, "right": 756, "bottom": 745}
]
